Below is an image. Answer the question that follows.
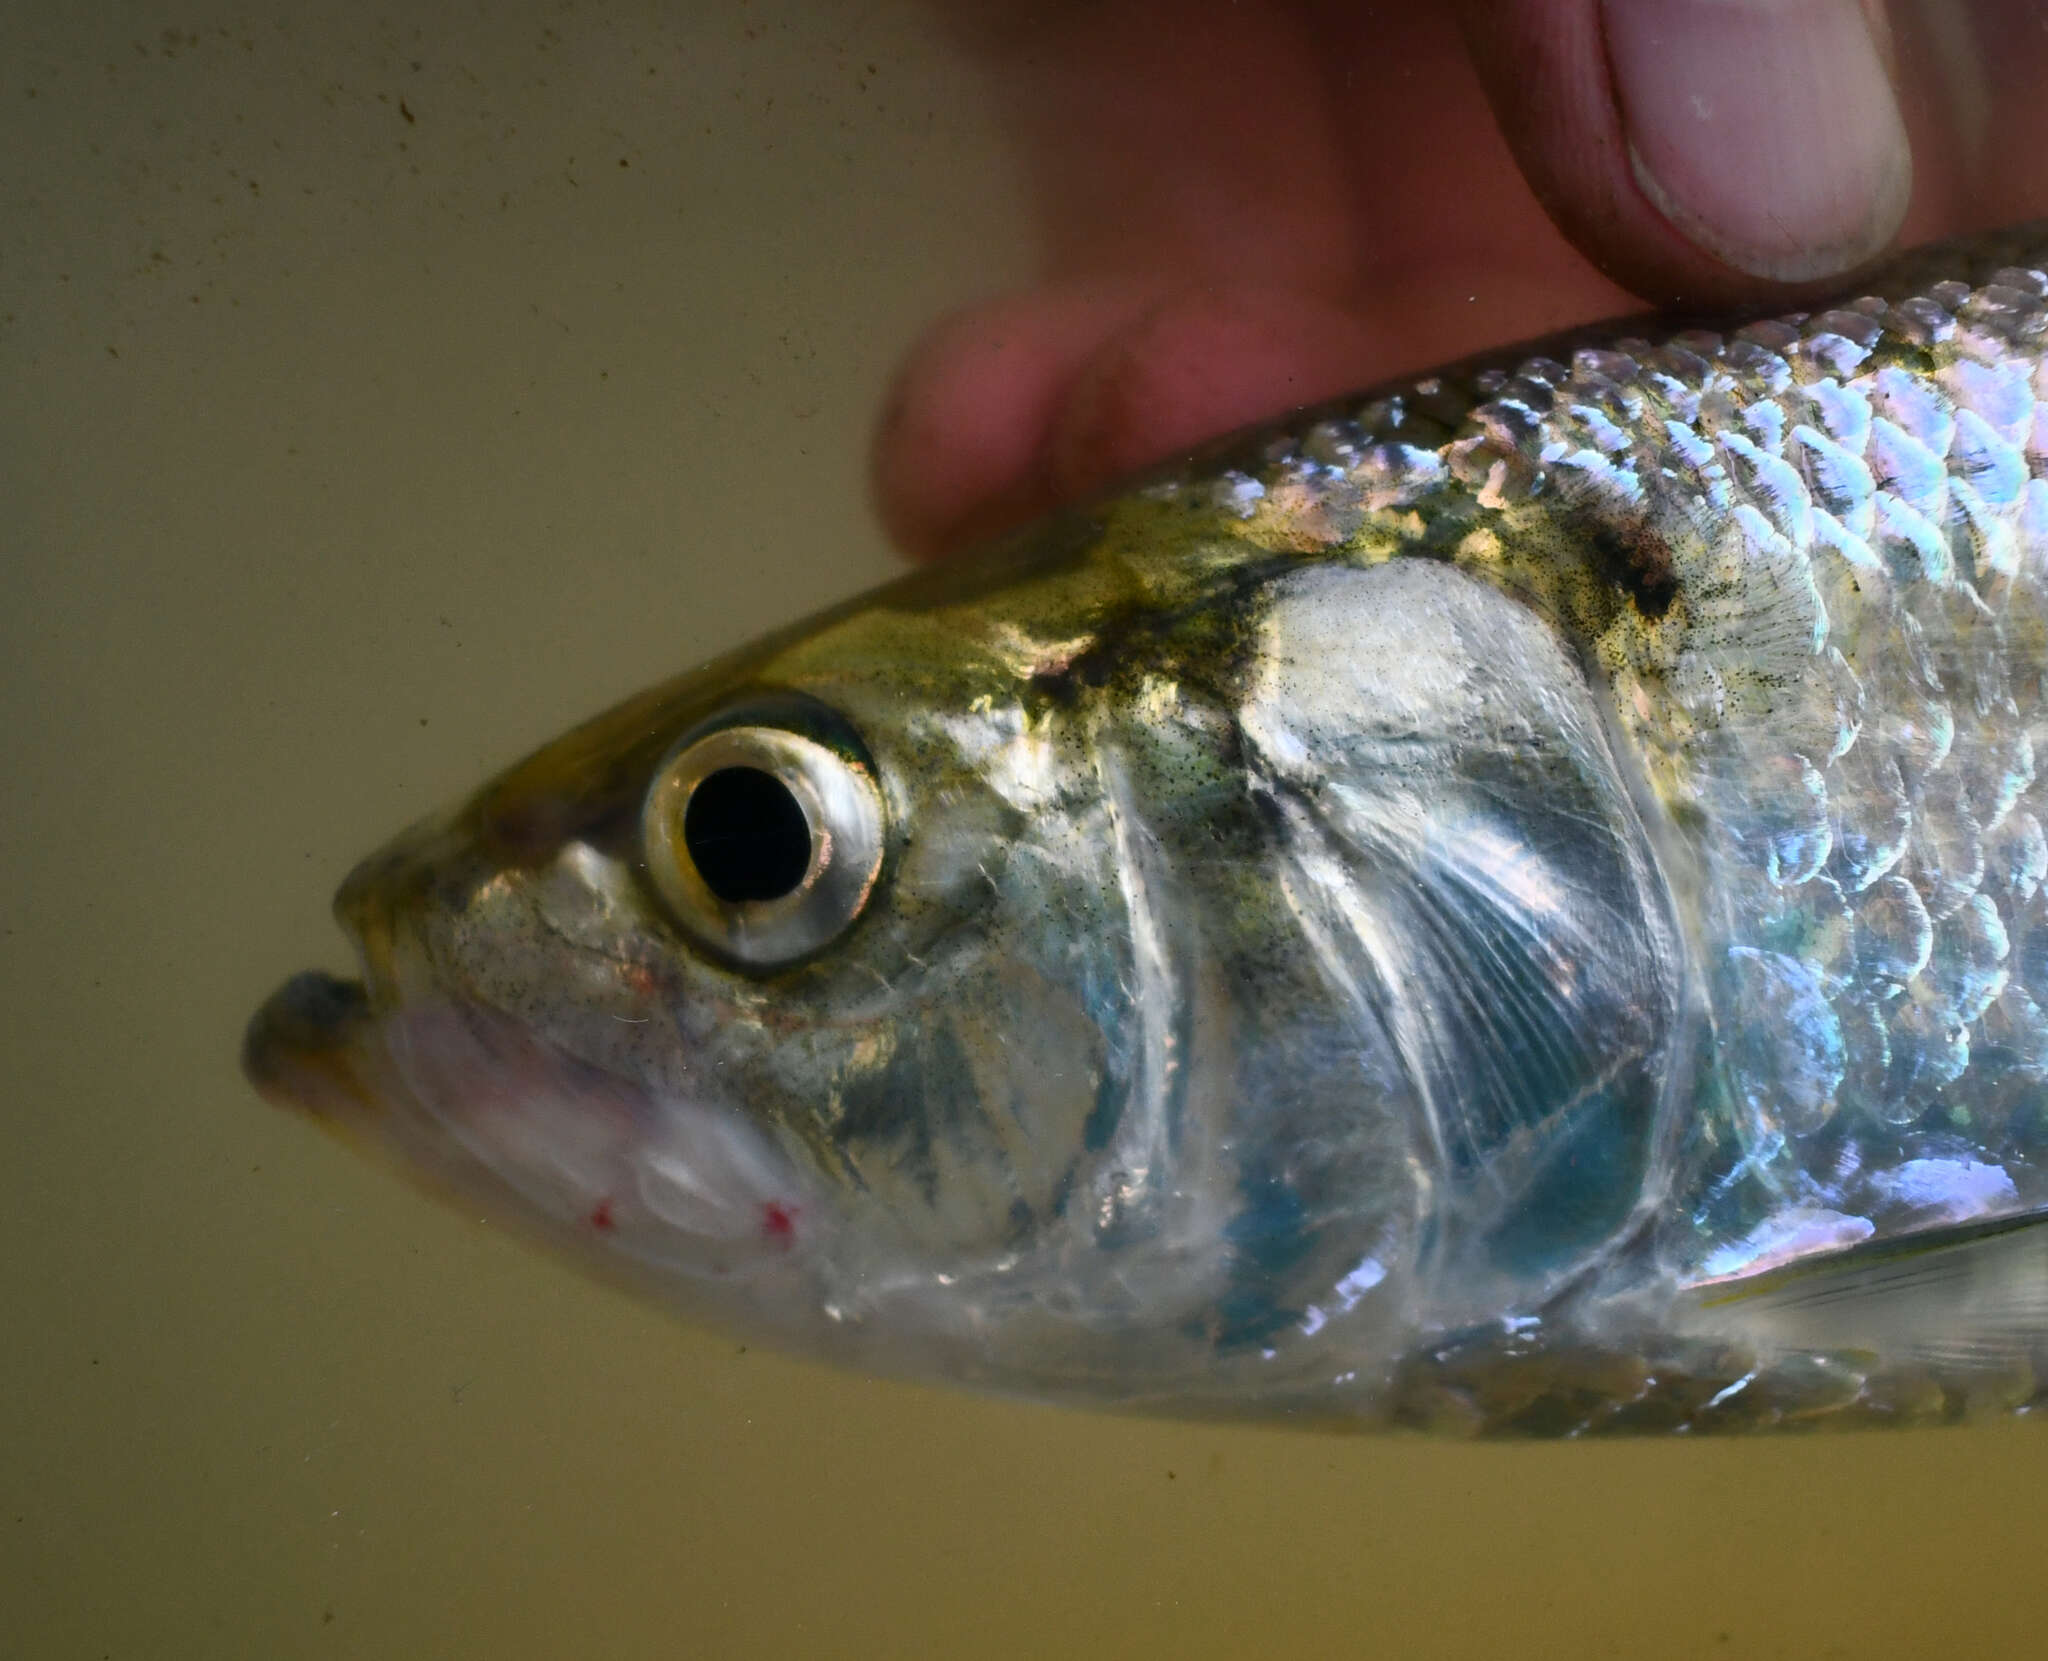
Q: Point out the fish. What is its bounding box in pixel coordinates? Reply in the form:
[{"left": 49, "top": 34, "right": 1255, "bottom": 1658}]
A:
[{"left": 246, "top": 224, "right": 2048, "bottom": 1436}]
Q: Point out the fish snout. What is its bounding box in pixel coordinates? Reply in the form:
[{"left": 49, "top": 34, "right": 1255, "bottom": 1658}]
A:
[
  {"left": 331, "top": 819, "right": 439, "bottom": 982},
  {"left": 245, "top": 814, "right": 457, "bottom": 1121}
]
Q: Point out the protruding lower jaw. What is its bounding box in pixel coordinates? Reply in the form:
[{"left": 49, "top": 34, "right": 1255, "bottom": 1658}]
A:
[{"left": 242, "top": 970, "right": 389, "bottom": 1123}]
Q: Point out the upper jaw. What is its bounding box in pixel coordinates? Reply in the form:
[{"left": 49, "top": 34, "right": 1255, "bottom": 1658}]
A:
[
  {"left": 244, "top": 786, "right": 507, "bottom": 1126},
  {"left": 243, "top": 805, "right": 459, "bottom": 1122}
]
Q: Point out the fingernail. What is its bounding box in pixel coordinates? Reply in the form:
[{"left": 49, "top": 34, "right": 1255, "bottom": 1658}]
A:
[{"left": 1602, "top": 0, "right": 1911, "bottom": 282}]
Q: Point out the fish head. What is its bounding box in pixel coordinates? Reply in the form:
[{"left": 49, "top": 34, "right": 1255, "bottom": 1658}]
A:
[
  {"left": 246, "top": 529, "right": 1691, "bottom": 1414},
  {"left": 245, "top": 537, "right": 1275, "bottom": 1397}
]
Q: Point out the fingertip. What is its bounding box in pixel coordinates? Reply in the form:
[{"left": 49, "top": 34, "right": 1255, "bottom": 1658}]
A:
[
  {"left": 870, "top": 286, "right": 1149, "bottom": 561},
  {"left": 1606, "top": 0, "right": 1910, "bottom": 283},
  {"left": 1456, "top": 0, "right": 1911, "bottom": 302},
  {"left": 1044, "top": 289, "right": 1384, "bottom": 503}
]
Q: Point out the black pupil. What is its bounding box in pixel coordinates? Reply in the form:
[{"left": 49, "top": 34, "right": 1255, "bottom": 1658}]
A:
[{"left": 683, "top": 766, "right": 814, "bottom": 903}]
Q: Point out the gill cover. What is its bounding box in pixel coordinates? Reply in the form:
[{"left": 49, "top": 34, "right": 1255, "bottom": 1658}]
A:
[{"left": 1238, "top": 560, "right": 1689, "bottom": 1317}]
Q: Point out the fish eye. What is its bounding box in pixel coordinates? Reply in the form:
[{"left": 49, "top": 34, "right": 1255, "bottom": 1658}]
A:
[{"left": 641, "top": 719, "right": 885, "bottom": 969}]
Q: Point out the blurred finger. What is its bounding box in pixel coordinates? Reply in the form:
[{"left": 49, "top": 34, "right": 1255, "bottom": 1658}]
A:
[
  {"left": 873, "top": 283, "right": 1386, "bottom": 560},
  {"left": 871, "top": 283, "right": 1157, "bottom": 561},
  {"left": 1040, "top": 287, "right": 1387, "bottom": 505}
]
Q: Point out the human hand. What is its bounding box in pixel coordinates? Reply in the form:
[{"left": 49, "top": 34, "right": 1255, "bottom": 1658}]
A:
[{"left": 874, "top": 0, "right": 2048, "bottom": 562}]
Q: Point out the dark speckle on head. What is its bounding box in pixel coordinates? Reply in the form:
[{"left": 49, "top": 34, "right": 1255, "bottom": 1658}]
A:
[
  {"left": 1585, "top": 520, "right": 1677, "bottom": 620},
  {"left": 1028, "top": 637, "right": 1121, "bottom": 706}
]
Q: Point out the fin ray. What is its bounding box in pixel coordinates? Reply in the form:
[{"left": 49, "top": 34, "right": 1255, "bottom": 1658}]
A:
[{"left": 1677, "top": 1211, "right": 2048, "bottom": 1372}]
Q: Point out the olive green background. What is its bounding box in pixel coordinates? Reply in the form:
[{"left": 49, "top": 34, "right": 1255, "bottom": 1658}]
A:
[{"left": 5, "top": 4, "right": 2046, "bottom": 1657}]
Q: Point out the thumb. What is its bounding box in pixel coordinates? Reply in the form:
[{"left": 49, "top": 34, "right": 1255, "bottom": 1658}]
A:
[{"left": 1453, "top": 0, "right": 1911, "bottom": 302}]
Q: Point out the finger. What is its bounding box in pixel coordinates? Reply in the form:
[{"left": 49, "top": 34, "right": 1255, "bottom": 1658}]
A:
[
  {"left": 1040, "top": 287, "right": 1388, "bottom": 505},
  {"left": 871, "top": 283, "right": 1157, "bottom": 562},
  {"left": 874, "top": 283, "right": 1387, "bottom": 560},
  {"left": 1455, "top": 0, "right": 1912, "bottom": 301}
]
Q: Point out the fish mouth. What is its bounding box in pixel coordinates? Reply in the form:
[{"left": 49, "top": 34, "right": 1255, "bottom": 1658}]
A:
[
  {"left": 244, "top": 793, "right": 836, "bottom": 1285},
  {"left": 244, "top": 948, "right": 833, "bottom": 1306}
]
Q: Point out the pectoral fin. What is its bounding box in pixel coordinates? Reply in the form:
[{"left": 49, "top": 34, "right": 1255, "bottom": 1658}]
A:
[{"left": 1676, "top": 1211, "right": 2048, "bottom": 1374}]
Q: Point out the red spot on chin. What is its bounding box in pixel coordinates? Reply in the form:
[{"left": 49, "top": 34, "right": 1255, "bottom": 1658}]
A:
[
  {"left": 761, "top": 1201, "right": 797, "bottom": 1243},
  {"left": 588, "top": 1198, "right": 616, "bottom": 1232}
]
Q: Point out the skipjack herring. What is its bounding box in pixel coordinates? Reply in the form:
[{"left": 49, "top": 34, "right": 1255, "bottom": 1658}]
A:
[{"left": 248, "top": 226, "right": 2048, "bottom": 1436}]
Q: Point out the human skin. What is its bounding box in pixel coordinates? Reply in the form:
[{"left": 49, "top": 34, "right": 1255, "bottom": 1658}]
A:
[{"left": 873, "top": 0, "right": 2048, "bottom": 564}]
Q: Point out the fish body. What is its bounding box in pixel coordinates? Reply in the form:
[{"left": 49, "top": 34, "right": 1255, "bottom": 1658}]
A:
[{"left": 248, "top": 226, "right": 2048, "bottom": 1434}]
